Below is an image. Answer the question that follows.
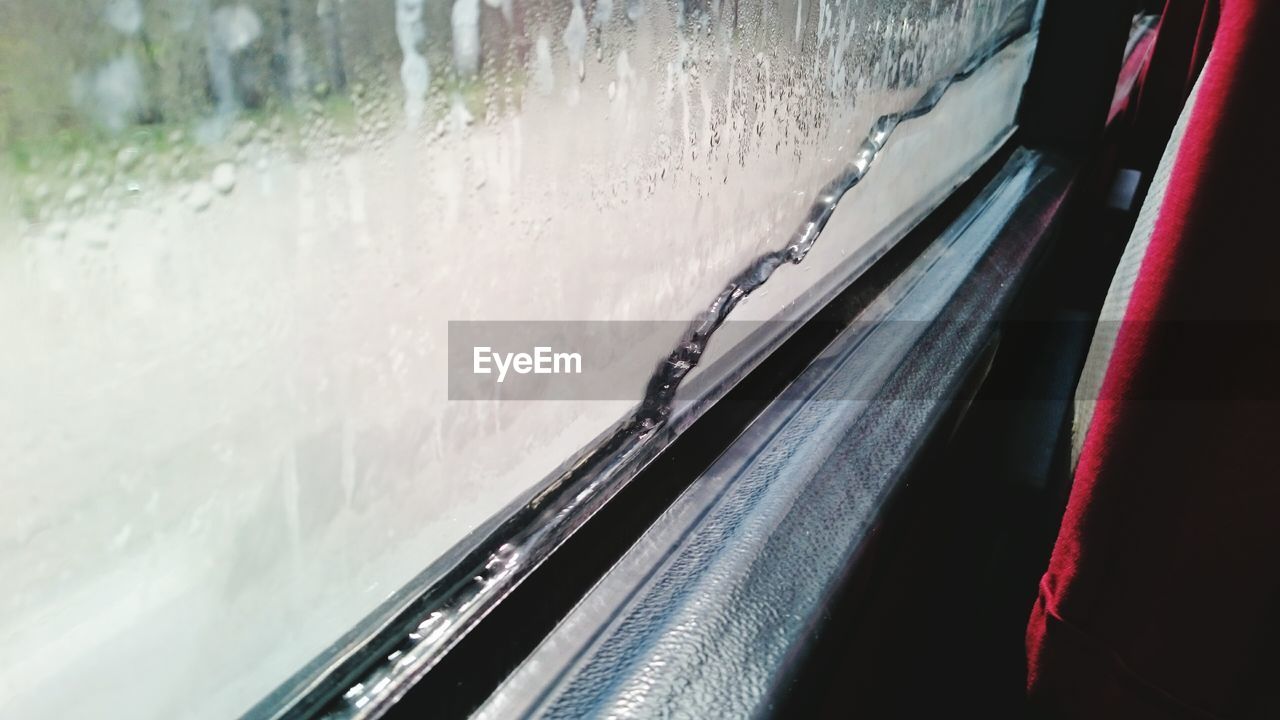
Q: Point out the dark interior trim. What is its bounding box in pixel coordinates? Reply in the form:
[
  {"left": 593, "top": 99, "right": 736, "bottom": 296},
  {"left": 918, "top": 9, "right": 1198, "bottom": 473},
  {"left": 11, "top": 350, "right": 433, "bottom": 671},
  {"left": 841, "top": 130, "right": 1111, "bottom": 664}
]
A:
[{"left": 1018, "top": 0, "right": 1136, "bottom": 152}]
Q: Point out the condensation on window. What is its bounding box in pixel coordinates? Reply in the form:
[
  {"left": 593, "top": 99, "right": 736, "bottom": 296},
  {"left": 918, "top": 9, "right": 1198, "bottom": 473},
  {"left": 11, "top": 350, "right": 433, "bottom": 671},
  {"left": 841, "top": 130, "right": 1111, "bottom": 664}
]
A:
[{"left": 0, "top": 1, "right": 1038, "bottom": 717}]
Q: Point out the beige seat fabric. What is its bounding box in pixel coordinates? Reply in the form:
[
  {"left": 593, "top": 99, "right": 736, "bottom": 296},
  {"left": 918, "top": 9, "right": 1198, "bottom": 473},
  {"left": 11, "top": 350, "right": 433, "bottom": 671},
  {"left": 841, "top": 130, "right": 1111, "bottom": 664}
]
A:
[{"left": 1071, "top": 61, "right": 1209, "bottom": 468}]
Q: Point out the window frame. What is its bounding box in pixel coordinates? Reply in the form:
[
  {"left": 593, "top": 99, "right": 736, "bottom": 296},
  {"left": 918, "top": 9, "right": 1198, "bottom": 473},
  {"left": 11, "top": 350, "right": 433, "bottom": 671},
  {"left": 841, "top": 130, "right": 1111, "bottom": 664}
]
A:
[{"left": 244, "top": 1, "right": 1142, "bottom": 716}]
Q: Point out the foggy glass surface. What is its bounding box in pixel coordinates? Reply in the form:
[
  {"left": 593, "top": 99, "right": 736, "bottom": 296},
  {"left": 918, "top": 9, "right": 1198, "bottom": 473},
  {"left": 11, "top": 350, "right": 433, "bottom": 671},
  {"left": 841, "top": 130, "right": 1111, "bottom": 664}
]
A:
[{"left": 0, "top": 1, "right": 1038, "bottom": 716}]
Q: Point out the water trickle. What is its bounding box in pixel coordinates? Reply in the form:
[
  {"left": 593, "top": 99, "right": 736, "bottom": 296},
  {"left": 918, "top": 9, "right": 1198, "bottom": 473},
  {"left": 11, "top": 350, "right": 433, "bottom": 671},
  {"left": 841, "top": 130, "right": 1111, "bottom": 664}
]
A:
[
  {"left": 563, "top": 0, "right": 589, "bottom": 82},
  {"left": 533, "top": 35, "right": 556, "bottom": 95},
  {"left": 395, "top": 0, "right": 430, "bottom": 127},
  {"left": 451, "top": 0, "right": 482, "bottom": 78}
]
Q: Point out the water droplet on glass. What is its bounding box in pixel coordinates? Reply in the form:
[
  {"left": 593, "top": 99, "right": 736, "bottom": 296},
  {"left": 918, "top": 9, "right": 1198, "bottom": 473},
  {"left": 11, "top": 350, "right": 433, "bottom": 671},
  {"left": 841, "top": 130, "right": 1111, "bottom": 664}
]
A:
[
  {"left": 211, "top": 163, "right": 237, "bottom": 195},
  {"left": 188, "top": 182, "right": 214, "bottom": 211},
  {"left": 64, "top": 182, "right": 88, "bottom": 205}
]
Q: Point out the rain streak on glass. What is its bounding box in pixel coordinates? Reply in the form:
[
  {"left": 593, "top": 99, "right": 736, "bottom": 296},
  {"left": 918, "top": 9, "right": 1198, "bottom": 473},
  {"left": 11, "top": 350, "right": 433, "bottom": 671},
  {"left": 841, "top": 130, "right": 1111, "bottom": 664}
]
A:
[{"left": 0, "top": 1, "right": 1038, "bottom": 717}]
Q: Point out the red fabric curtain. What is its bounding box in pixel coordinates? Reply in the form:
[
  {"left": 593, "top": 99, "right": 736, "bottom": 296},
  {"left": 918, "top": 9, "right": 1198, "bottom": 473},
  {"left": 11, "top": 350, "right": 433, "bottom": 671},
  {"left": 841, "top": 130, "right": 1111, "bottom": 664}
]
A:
[{"left": 1026, "top": 1, "right": 1280, "bottom": 717}]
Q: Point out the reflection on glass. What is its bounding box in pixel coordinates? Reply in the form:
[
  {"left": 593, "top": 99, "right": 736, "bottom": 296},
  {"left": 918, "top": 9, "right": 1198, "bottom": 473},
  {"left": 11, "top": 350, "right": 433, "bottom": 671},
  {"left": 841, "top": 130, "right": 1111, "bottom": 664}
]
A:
[{"left": 0, "top": 1, "right": 1036, "bottom": 716}]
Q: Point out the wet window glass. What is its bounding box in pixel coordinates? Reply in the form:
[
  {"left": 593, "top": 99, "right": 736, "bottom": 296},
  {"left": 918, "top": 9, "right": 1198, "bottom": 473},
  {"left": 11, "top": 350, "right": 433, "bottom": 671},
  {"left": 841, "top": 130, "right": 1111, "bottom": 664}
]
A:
[{"left": 0, "top": 1, "right": 1039, "bottom": 716}]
